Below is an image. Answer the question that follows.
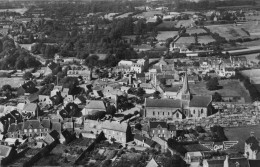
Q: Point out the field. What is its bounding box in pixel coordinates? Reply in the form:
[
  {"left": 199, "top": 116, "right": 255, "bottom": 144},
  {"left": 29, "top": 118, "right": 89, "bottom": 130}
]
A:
[
  {"left": 133, "top": 10, "right": 163, "bottom": 19},
  {"left": 197, "top": 35, "right": 215, "bottom": 44},
  {"left": 156, "top": 21, "right": 177, "bottom": 30},
  {"left": 0, "top": 77, "right": 24, "bottom": 88},
  {"left": 175, "top": 36, "right": 195, "bottom": 44},
  {"left": 239, "top": 21, "right": 260, "bottom": 37},
  {"left": 176, "top": 20, "right": 195, "bottom": 28},
  {"left": 241, "top": 39, "right": 260, "bottom": 47},
  {"left": 243, "top": 53, "right": 260, "bottom": 64},
  {"left": 190, "top": 80, "right": 251, "bottom": 102},
  {"left": 241, "top": 69, "right": 260, "bottom": 78},
  {"left": 186, "top": 28, "right": 207, "bottom": 35},
  {"left": 224, "top": 125, "right": 260, "bottom": 152},
  {"left": 206, "top": 24, "right": 250, "bottom": 40},
  {"left": 0, "top": 8, "right": 28, "bottom": 15},
  {"left": 115, "top": 12, "right": 133, "bottom": 19},
  {"left": 156, "top": 31, "right": 178, "bottom": 41}
]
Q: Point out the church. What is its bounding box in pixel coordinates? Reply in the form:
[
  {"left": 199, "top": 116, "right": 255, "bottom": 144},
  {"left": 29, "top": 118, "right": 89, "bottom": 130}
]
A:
[{"left": 144, "top": 72, "right": 213, "bottom": 120}]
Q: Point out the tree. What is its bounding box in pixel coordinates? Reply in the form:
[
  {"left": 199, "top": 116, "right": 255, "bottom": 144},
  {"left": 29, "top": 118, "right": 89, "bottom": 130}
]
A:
[
  {"left": 206, "top": 77, "right": 219, "bottom": 90},
  {"left": 15, "top": 58, "right": 26, "bottom": 70},
  {"left": 41, "top": 74, "right": 56, "bottom": 85},
  {"left": 135, "top": 123, "right": 142, "bottom": 131},
  {"left": 153, "top": 91, "right": 161, "bottom": 99},
  {"left": 136, "top": 87, "right": 145, "bottom": 97},
  {"left": 85, "top": 55, "right": 99, "bottom": 68},
  {"left": 210, "top": 125, "right": 227, "bottom": 142},
  {"left": 193, "top": 61, "right": 200, "bottom": 67},
  {"left": 160, "top": 78, "right": 167, "bottom": 86},
  {"left": 107, "top": 105, "right": 116, "bottom": 116},
  {"left": 2, "top": 84, "right": 12, "bottom": 92},
  {"left": 23, "top": 72, "right": 33, "bottom": 80},
  {"left": 38, "top": 84, "right": 54, "bottom": 95},
  {"left": 195, "top": 126, "right": 205, "bottom": 133},
  {"left": 61, "top": 77, "right": 79, "bottom": 89},
  {"left": 64, "top": 103, "right": 81, "bottom": 117},
  {"left": 212, "top": 92, "right": 222, "bottom": 102},
  {"left": 256, "top": 54, "right": 260, "bottom": 60}
]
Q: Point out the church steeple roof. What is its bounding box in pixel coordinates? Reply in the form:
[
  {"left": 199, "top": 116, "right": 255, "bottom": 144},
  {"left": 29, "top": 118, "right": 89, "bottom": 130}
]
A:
[{"left": 182, "top": 72, "right": 190, "bottom": 95}]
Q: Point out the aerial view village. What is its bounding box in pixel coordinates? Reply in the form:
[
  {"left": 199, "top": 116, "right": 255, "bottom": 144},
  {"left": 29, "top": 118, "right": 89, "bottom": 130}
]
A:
[{"left": 0, "top": 0, "right": 260, "bottom": 166}]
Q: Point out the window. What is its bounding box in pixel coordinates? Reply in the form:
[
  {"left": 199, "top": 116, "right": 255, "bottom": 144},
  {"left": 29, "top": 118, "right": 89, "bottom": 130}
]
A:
[
  {"left": 29, "top": 129, "right": 32, "bottom": 133},
  {"left": 162, "top": 130, "right": 165, "bottom": 133},
  {"left": 153, "top": 130, "right": 154, "bottom": 134},
  {"left": 153, "top": 111, "right": 155, "bottom": 116},
  {"left": 193, "top": 110, "right": 195, "bottom": 114},
  {"left": 24, "top": 129, "right": 27, "bottom": 133},
  {"left": 34, "top": 129, "right": 37, "bottom": 132},
  {"left": 158, "top": 130, "right": 160, "bottom": 133},
  {"left": 163, "top": 112, "right": 164, "bottom": 116},
  {"left": 201, "top": 109, "right": 204, "bottom": 114},
  {"left": 168, "top": 112, "right": 169, "bottom": 115},
  {"left": 176, "top": 113, "right": 179, "bottom": 118},
  {"left": 158, "top": 112, "right": 159, "bottom": 115}
]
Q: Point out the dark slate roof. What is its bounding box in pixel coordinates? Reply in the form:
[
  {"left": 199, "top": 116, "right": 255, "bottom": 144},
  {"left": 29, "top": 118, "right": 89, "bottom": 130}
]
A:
[
  {"left": 207, "top": 159, "right": 224, "bottom": 167},
  {"left": 0, "top": 145, "right": 12, "bottom": 157},
  {"left": 24, "top": 120, "right": 42, "bottom": 129},
  {"left": 228, "top": 158, "right": 249, "bottom": 167},
  {"left": 189, "top": 95, "right": 212, "bottom": 108},
  {"left": 76, "top": 96, "right": 86, "bottom": 103},
  {"left": 136, "top": 73, "right": 145, "bottom": 78},
  {"left": 47, "top": 62, "right": 58, "bottom": 71},
  {"left": 51, "top": 122, "right": 62, "bottom": 132},
  {"left": 183, "top": 144, "right": 210, "bottom": 152},
  {"left": 157, "top": 75, "right": 175, "bottom": 80},
  {"left": 168, "top": 124, "right": 176, "bottom": 131},
  {"left": 162, "top": 85, "right": 181, "bottom": 92},
  {"left": 146, "top": 99, "right": 181, "bottom": 108},
  {"left": 149, "top": 121, "right": 167, "bottom": 129},
  {"left": 249, "top": 160, "right": 260, "bottom": 167},
  {"left": 41, "top": 119, "right": 51, "bottom": 129},
  {"left": 27, "top": 93, "right": 39, "bottom": 102},
  {"left": 49, "top": 130, "right": 60, "bottom": 140},
  {"left": 23, "top": 103, "right": 38, "bottom": 112},
  {"left": 245, "top": 136, "right": 260, "bottom": 151},
  {"left": 134, "top": 134, "right": 157, "bottom": 147}
]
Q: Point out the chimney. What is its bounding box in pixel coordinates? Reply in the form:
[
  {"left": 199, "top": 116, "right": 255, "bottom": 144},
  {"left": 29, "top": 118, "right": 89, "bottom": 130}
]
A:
[
  {"left": 115, "top": 95, "right": 118, "bottom": 111},
  {"left": 129, "top": 75, "right": 132, "bottom": 85},
  {"left": 224, "top": 155, "right": 229, "bottom": 167},
  {"left": 72, "top": 119, "right": 75, "bottom": 132}
]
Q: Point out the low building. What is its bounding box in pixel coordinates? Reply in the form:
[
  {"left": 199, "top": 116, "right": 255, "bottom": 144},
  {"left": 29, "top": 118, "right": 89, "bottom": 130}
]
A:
[
  {"left": 81, "top": 100, "right": 106, "bottom": 115},
  {"left": 149, "top": 121, "right": 171, "bottom": 139},
  {"left": 244, "top": 132, "right": 260, "bottom": 160},
  {"left": 0, "top": 145, "right": 17, "bottom": 166},
  {"left": 17, "top": 81, "right": 38, "bottom": 96},
  {"left": 102, "top": 120, "right": 132, "bottom": 143},
  {"left": 134, "top": 134, "right": 159, "bottom": 148}
]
